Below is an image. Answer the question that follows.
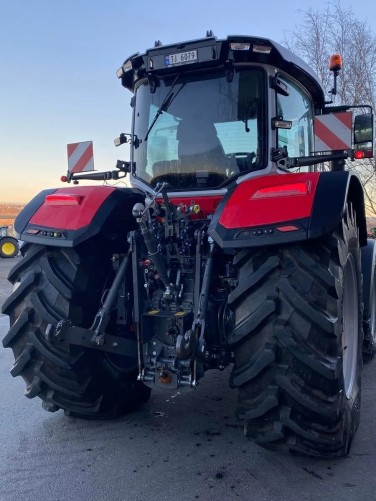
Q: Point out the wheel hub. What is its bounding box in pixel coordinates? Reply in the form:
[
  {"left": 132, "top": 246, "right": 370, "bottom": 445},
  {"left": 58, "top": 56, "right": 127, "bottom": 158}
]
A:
[{"left": 1, "top": 242, "right": 16, "bottom": 256}]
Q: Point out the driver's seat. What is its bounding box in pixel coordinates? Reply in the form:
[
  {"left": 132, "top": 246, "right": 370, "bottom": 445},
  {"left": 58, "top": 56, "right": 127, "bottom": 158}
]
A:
[{"left": 176, "top": 119, "right": 226, "bottom": 174}]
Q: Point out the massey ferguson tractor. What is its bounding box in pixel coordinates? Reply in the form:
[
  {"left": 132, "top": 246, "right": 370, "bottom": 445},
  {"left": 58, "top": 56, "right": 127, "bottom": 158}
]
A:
[{"left": 2, "top": 34, "right": 375, "bottom": 458}]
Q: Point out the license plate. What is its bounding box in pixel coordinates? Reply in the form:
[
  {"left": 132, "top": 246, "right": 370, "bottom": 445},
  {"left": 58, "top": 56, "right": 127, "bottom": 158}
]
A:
[{"left": 165, "top": 50, "right": 198, "bottom": 67}]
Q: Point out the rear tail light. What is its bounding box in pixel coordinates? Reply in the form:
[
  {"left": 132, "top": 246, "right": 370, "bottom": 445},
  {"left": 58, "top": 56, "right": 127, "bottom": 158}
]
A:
[
  {"left": 251, "top": 182, "right": 310, "bottom": 199},
  {"left": 45, "top": 194, "right": 83, "bottom": 206}
]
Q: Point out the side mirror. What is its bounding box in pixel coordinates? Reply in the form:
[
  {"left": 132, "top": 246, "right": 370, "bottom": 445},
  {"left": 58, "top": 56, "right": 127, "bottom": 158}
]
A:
[
  {"left": 354, "top": 113, "right": 374, "bottom": 158},
  {"left": 114, "top": 133, "right": 140, "bottom": 149},
  {"left": 114, "top": 133, "right": 130, "bottom": 147}
]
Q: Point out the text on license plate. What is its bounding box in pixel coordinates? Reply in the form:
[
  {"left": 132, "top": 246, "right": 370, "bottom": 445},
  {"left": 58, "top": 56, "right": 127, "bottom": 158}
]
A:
[{"left": 165, "top": 50, "right": 198, "bottom": 67}]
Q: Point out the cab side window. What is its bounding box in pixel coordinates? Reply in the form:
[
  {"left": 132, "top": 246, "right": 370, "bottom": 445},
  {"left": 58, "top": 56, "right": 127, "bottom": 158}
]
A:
[{"left": 276, "top": 76, "right": 314, "bottom": 166}]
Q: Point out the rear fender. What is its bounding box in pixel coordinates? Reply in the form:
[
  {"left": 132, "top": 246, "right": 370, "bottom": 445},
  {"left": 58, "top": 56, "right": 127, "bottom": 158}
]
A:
[
  {"left": 208, "top": 171, "right": 367, "bottom": 249},
  {"left": 15, "top": 186, "right": 144, "bottom": 247}
]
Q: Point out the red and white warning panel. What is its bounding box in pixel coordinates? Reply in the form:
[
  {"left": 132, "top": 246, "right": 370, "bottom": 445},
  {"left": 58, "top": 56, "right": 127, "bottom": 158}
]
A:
[
  {"left": 314, "top": 111, "right": 353, "bottom": 152},
  {"left": 67, "top": 141, "right": 94, "bottom": 173}
]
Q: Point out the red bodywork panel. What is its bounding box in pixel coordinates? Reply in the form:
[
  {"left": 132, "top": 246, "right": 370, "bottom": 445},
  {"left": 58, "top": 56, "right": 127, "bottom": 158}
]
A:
[
  {"left": 29, "top": 174, "right": 320, "bottom": 232},
  {"left": 219, "top": 173, "right": 320, "bottom": 229},
  {"left": 30, "top": 186, "right": 116, "bottom": 230}
]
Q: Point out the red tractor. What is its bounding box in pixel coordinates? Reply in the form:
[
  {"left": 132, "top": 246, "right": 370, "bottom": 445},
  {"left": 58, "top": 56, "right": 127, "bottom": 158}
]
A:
[{"left": 2, "top": 34, "right": 375, "bottom": 458}]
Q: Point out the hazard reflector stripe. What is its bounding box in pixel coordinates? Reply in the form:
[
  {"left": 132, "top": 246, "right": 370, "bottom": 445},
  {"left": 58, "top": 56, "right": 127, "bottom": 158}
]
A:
[
  {"left": 314, "top": 111, "right": 352, "bottom": 152},
  {"left": 67, "top": 141, "right": 94, "bottom": 173},
  {"left": 67, "top": 143, "right": 79, "bottom": 158},
  {"left": 335, "top": 112, "right": 352, "bottom": 128},
  {"left": 315, "top": 120, "right": 350, "bottom": 151}
]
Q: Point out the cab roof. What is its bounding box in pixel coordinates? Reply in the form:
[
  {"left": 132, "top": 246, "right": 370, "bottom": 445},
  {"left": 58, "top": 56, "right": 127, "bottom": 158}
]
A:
[{"left": 118, "top": 34, "right": 325, "bottom": 105}]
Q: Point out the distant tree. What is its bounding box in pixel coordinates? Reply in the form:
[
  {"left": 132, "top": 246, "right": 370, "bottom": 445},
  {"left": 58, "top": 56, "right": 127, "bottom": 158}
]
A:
[{"left": 284, "top": 0, "right": 376, "bottom": 215}]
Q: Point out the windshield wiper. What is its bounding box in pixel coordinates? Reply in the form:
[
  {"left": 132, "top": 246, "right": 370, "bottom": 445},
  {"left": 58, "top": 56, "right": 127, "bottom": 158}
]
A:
[
  {"left": 144, "top": 74, "right": 181, "bottom": 142},
  {"left": 242, "top": 99, "right": 259, "bottom": 133}
]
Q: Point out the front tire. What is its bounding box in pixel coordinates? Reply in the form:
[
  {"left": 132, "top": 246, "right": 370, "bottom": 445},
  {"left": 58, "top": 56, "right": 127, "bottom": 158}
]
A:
[
  {"left": 0, "top": 237, "right": 19, "bottom": 258},
  {"left": 228, "top": 205, "right": 362, "bottom": 457},
  {"left": 2, "top": 240, "right": 150, "bottom": 419}
]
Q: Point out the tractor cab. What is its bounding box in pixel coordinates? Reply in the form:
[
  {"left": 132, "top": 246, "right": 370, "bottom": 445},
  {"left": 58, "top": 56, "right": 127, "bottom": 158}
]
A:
[
  {"left": 116, "top": 34, "right": 327, "bottom": 192},
  {"left": 116, "top": 34, "right": 373, "bottom": 193}
]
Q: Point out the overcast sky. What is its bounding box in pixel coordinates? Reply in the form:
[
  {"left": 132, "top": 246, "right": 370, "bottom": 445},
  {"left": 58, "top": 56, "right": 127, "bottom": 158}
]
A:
[{"left": 1, "top": 0, "right": 375, "bottom": 203}]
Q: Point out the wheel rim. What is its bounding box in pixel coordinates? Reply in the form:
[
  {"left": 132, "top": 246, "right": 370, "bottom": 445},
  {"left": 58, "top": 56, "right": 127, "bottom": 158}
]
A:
[
  {"left": 1, "top": 242, "right": 16, "bottom": 256},
  {"left": 342, "top": 254, "right": 358, "bottom": 398},
  {"left": 369, "top": 275, "right": 376, "bottom": 343}
]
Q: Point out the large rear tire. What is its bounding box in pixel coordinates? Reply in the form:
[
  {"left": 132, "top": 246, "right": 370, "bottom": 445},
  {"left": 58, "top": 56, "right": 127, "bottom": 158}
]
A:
[
  {"left": 228, "top": 205, "right": 362, "bottom": 457},
  {"left": 2, "top": 240, "right": 150, "bottom": 419}
]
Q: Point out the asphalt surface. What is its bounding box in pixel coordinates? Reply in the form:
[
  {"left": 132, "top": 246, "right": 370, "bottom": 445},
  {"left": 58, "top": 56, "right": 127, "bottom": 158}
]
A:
[{"left": 1, "top": 256, "right": 376, "bottom": 501}]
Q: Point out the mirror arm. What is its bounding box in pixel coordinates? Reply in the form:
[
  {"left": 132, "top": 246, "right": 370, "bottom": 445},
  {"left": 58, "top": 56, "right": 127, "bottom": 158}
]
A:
[
  {"left": 65, "top": 169, "right": 127, "bottom": 184},
  {"left": 273, "top": 150, "right": 349, "bottom": 169}
]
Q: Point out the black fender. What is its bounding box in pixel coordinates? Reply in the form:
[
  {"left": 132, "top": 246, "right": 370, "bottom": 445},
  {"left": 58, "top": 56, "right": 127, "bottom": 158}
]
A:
[
  {"left": 361, "top": 238, "right": 376, "bottom": 358},
  {"left": 208, "top": 171, "right": 367, "bottom": 249},
  {"left": 15, "top": 185, "right": 145, "bottom": 247}
]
